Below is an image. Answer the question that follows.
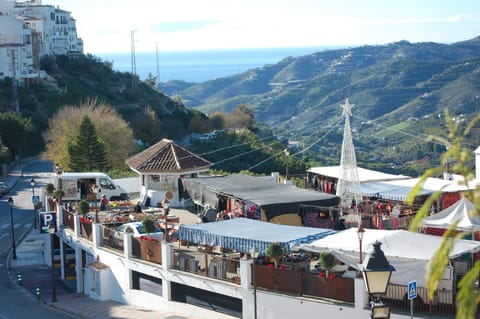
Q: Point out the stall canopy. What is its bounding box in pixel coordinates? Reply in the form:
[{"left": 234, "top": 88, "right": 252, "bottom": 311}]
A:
[
  {"left": 421, "top": 197, "right": 480, "bottom": 232},
  {"left": 308, "top": 166, "right": 409, "bottom": 182},
  {"left": 297, "top": 227, "right": 480, "bottom": 287},
  {"left": 181, "top": 174, "right": 340, "bottom": 219},
  {"left": 179, "top": 218, "right": 336, "bottom": 255},
  {"left": 360, "top": 177, "right": 454, "bottom": 201}
]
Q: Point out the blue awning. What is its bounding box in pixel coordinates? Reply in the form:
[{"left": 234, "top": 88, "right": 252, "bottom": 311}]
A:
[{"left": 179, "top": 218, "right": 336, "bottom": 255}]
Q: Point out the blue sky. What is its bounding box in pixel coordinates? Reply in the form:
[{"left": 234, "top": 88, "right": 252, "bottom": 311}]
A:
[{"left": 50, "top": 0, "right": 480, "bottom": 54}]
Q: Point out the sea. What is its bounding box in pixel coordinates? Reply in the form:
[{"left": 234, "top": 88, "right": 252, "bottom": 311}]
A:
[{"left": 95, "top": 46, "right": 341, "bottom": 83}]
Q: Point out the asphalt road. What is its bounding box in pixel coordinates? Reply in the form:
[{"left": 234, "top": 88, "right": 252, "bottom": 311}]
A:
[{"left": 0, "top": 159, "right": 75, "bottom": 319}]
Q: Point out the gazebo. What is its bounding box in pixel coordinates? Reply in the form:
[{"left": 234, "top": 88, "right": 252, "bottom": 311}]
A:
[{"left": 125, "top": 139, "right": 212, "bottom": 207}]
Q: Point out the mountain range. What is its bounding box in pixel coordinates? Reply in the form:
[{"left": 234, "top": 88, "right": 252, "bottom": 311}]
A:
[{"left": 161, "top": 36, "right": 480, "bottom": 174}]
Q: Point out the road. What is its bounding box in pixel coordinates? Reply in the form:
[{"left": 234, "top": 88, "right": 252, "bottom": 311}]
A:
[{"left": 0, "top": 159, "right": 75, "bottom": 319}]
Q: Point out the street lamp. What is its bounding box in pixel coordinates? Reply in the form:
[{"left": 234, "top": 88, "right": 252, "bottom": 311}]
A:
[
  {"left": 93, "top": 185, "right": 99, "bottom": 223},
  {"left": 163, "top": 199, "right": 170, "bottom": 242},
  {"left": 249, "top": 247, "right": 259, "bottom": 319},
  {"left": 361, "top": 241, "right": 395, "bottom": 319},
  {"left": 357, "top": 224, "right": 365, "bottom": 263},
  {"left": 30, "top": 178, "right": 37, "bottom": 229},
  {"left": 30, "top": 178, "right": 36, "bottom": 195},
  {"left": 8, "top": 197, "right": 16, "bottom": 259},
  {"left": 49, "top": 222, "right": 57, "bottom": 303},
  {"left": 284, "top": 148, "right": 290, "bottom": 181}
]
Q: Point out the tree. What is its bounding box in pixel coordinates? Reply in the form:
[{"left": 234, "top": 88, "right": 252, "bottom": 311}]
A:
[
  {"left": 266, "top": 242, "right": 284, "bottom": 268},
  {"left": 0, "top": 112, "right": 34, "bottom": 160},
  {"left": 319, "top": 252, "right": 336, "bottom": 277},
  {"left": 229, "top": 104, "right": 255, "bottom": 129},
  {"left": 408, "top": 110, "right": 480, "bottom": 319},
  {"left": 42, "top": 98, "right": 135, "bottom": 171},
  {"left": 68, "top": 115, "right": 108, "bottom": 171}
]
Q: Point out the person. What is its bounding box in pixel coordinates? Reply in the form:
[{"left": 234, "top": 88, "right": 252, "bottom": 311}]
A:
[
  {"left": 334, "top": 218, "right": 346, "bottom": 230},
  {"left": 100, "top": 195, "right": 109, "bottom": 211},
  {"left": 134, "top": 201, "right": 142, "bottom": 213}
]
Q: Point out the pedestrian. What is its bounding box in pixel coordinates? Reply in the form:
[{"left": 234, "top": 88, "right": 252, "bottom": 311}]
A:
[
  {"left": 100, "top": 195, "right": 109, "bottom": 211},
  {"left": 134, "top": 201, "right": 142, "bottom": 213}
]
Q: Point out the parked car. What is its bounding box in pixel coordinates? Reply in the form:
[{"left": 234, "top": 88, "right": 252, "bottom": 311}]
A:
[
  {"left": 112, "top": 222, "right": 164, "bottom": 242},
  {"left": 0, "top": 181, "right": 9, "bottom": 195}
]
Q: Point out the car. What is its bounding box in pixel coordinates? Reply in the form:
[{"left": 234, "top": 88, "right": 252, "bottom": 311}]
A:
[
  {"left": 112, "top": 221, "right": 164, "bottom": 242},
  {"left": 0, "top": 181, "right": 9, "bottom": 196}
]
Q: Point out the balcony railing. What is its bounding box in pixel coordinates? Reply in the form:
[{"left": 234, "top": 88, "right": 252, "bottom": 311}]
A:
[{"left": 60, "top": 213, "right": 457, "bottom": 314}]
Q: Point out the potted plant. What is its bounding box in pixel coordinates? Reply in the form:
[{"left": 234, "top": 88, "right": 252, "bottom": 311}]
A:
[
  {"left": 319, "top": 251, "right": 336, "bottom": 278},
  {"left": 78, "top": 199, "right": 90, "bottom": 216},
  {"left": 142, "top": 217, "right": 156, "bottom": 237},
  {"left": 266, "top": 242, "right": 284, "bottom": 268},
  {"left": 45, "top": 183, "right": 55, "bottom": 195}
]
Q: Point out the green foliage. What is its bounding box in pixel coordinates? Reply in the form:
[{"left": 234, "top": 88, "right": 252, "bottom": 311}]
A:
[
  {"left": 142, "top": 217, "right": 156, "bottom": 235},
  {"left": 78, "top": 199, "right": 90, "bottom": 215},
  {"left": 319, "top": 252, "right": 336, "bottom": 273},
  {"left": 68, "top": 115, "right": 108, "bottom": 171},
  {"left": 0, "top": 112, "right": 34, "bottom": 160},
  {"left": 45, "top": 183, "right": 55, "bottom": 195},
  {"left": 266, "top": 242, "right": 284, "bottom": 267},
  {"left": 408, "top": 109, "right": 480, "bottom": 319}
]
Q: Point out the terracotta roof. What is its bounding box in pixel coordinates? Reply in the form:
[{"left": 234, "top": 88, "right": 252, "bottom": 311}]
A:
[{"left": 125, "top": 139, "right": 212, "bottom": 173}]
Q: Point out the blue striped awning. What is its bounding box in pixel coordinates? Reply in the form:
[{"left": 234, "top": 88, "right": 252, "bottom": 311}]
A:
[{"left": 179, "top": 218, "right": 336, "bottom": 255}]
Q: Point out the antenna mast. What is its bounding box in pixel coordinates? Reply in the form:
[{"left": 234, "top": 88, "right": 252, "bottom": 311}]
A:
[
  {"left": 130, "top": 30, "right": 137, "bottom": 90},
  {"left": 155, "top": 42, "right": 160, "bottom": 89}
]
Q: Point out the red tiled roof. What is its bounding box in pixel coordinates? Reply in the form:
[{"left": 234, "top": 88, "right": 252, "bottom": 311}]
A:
[{"left": 125, "top": 139, "right": 212, "bottom": 173}]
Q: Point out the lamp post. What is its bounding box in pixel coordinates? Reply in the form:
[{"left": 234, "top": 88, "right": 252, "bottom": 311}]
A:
[
  {"left": 163, "top": 200, "right": 170, "bottom": 242},
  {"left": 49, "top": 223, "right": 57, "bottom": 303},
  {"left": 361, "top": 241, "right": 395, "bottom": 319},
  {"left": 93, "top": 185, "right": 99, "bottom": 223},
  {"left": 284, "top": 148, "right": 290, "bottom": 181},
  {"left": 30, "top": 178, "right": 36, "bottom": 195},
  {"left": 357, "top": 224, "right": 365, "bottom": 263},
  {"left": 8, "top": 197, "right": 16, "bottom": 259},
  {"left": 30, "top": 178, "right": 37, "bottom": 229},
  {"left": 249, "top": 247, "right": 258, "bottom": 319}
]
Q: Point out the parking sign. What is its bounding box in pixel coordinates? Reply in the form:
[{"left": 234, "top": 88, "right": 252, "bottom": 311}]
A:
[
  {"left": 408, "top": 280, "right": 417, "bottom": 300},
  {"left": 39, "top": 212, "right": 57, "bottom": 233}
]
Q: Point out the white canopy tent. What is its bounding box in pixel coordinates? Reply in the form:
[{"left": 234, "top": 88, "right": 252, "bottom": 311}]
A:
[
  {"left": 360, "top": 177, "right": 454, "bottom": 201},
  {"left": 421, "top": 197, "right": 480, "bottom": 232},
  {"left": 297, "top": 227, "right": 480, "bottom": 287}
]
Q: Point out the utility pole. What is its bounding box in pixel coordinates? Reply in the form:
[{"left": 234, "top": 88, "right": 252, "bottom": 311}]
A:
[{"left": 10, "top": 49, "right": 20, "bottom": 112}]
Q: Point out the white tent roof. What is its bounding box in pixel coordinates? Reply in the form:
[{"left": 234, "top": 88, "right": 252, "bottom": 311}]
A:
[
  {"left": 307, "top": 166, "right": 409, "bottom": 182},
  {"left": 421, "top": 197, "right": 480, "bottom": 232},
  {"left": 297, "top": 227, "right": 480, "bottom": 287},
  {"left": 360, "top": 177, "right": 454, "bottom": 201}
]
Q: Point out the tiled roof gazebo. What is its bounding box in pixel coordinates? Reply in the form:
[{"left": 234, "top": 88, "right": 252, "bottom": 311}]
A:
[{"left": 125, "top": 139, "right": 212, "bottom": 207}]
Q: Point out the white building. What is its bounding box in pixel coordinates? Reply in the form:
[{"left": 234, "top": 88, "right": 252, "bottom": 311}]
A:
[
  {"left": 0, "top": 14, "right": 38, "bottom": 82},
  {"left": 0, "top": 0, "right": 83, "bottom": 81}
]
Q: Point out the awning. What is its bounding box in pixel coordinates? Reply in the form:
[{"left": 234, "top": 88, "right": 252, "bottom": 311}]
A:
[
  {"left": 179, "top": 218, "right": 336, "bottom": 255},
  {"left": 360, "top": 177, "right": 454, "bottom": 201},
  {"left": 181, "top": 174, "right": 340, "bottom": 219}
]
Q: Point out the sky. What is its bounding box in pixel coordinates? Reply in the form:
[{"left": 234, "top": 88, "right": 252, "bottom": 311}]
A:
[{"left": 47, "top": 0, "right": 480, "bottom": 54}]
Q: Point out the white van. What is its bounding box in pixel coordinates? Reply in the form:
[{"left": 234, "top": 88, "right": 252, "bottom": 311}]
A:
[{"left": 54, "top": 172, "right": 129, "bottom": 201}]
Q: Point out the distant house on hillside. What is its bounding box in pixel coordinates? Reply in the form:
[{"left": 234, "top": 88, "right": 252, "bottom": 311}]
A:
[{"left": 125, "top": 138, "right": 212, "bottom": 207}]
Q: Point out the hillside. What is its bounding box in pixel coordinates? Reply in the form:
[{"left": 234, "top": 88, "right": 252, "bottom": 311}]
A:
[
  {"left": 162, "top": 37, "right": 480, "bottom": 175},
  {"left": 0, "top": 54, "right": 204, "bottom": 156}
]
